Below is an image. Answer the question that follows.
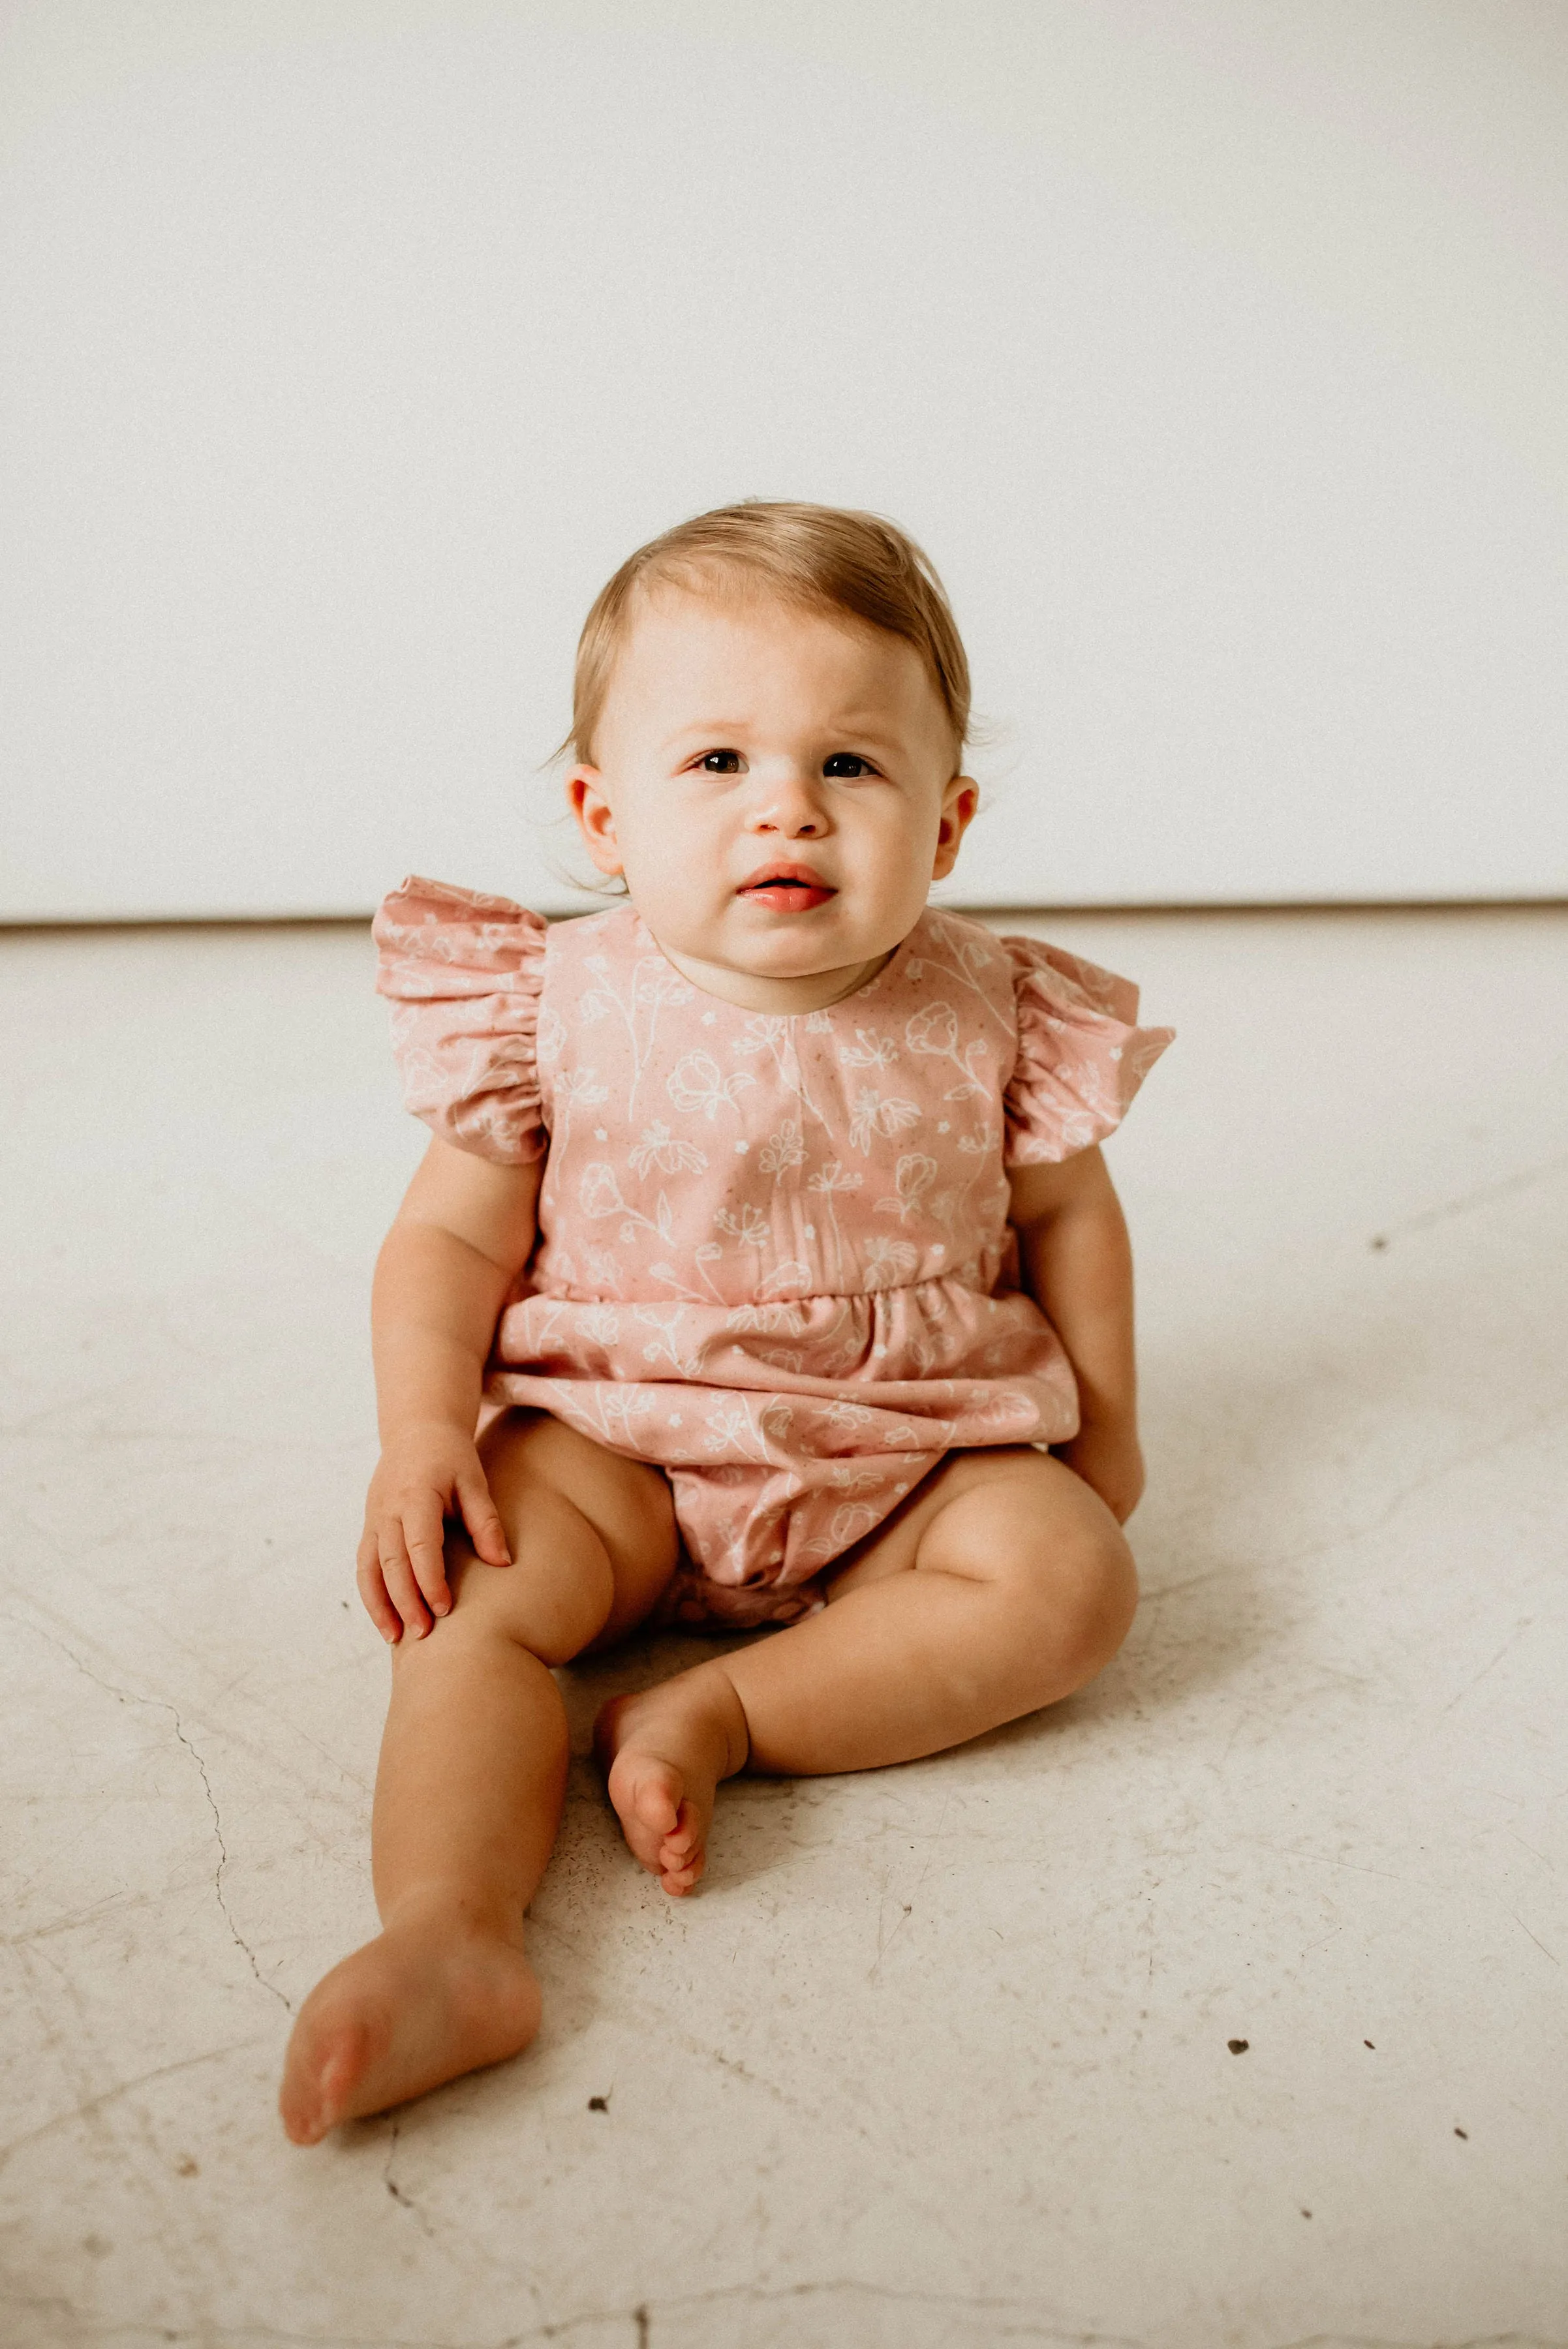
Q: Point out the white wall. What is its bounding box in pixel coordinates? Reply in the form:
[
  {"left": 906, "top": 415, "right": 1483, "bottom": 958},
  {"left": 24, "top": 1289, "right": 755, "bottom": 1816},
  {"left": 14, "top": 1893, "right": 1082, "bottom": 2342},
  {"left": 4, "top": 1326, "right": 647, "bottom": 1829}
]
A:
[{"left": 3, "top": 0, "right": 1565, "bottom": 920}]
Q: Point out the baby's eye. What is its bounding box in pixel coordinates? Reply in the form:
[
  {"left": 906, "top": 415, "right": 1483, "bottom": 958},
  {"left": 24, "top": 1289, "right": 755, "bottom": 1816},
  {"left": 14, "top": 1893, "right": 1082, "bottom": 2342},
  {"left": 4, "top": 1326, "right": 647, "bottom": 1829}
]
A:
[
  {"left": 697, "top": 749, "right": 745, "bottom": 775},
  {"left": 823, "top": 753, "right": 877, "bottom": 778}
]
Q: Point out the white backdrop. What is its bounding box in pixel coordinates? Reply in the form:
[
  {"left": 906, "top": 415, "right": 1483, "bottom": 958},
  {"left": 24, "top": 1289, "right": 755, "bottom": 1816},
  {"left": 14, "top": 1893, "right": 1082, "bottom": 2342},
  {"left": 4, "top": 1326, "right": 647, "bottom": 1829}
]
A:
[{"left": 3, "top": 0, "right": 1565, "bottom": 920}]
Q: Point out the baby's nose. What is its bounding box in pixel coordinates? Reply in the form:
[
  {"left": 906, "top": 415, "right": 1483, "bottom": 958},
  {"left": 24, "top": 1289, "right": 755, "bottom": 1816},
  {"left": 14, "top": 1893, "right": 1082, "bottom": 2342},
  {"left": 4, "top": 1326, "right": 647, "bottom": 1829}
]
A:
[{"left": 750, "top": 771, "right": 827, "bottom": 835}]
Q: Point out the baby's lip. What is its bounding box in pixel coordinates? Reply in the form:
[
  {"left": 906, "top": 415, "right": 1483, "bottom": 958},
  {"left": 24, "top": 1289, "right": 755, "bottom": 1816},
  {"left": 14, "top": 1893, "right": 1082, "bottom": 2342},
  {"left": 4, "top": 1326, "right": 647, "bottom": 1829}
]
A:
[{"left": 737, "top": 861, "right": 836, "bottom": 895}]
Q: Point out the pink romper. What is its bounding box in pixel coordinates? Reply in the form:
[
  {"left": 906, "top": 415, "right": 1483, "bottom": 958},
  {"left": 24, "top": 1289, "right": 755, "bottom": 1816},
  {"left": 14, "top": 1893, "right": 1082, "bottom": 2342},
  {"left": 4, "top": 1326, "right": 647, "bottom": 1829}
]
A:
[{"left": 374, "top": 880, "right": 1173, "bottom": 1625}]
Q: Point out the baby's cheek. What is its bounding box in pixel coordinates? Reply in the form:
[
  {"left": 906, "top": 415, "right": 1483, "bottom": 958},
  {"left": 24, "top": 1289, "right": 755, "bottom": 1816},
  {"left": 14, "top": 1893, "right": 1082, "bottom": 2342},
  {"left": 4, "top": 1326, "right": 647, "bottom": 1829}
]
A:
[
  {"left": 634, "top": 852, "right": 719, "bottom": 945},
  {"left": 671, "top": 828, "right": 746, "bottom": 925}
]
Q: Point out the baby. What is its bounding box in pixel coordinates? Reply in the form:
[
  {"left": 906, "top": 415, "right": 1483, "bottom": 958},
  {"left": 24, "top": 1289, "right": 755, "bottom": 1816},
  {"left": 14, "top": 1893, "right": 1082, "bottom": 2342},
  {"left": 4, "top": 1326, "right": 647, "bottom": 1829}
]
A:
[{"left": 279, "top": 501, "right": 1172, "bottom": 2143}]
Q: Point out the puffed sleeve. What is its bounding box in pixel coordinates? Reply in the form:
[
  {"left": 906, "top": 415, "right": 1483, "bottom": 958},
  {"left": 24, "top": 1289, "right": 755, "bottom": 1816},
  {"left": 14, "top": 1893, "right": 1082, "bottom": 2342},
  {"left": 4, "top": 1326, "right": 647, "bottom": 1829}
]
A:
[
  {"left": 1002, "top": 936, "right": 1174, "bottom": 1164},
  {"left": 373, "top": 876, "right": 549, "bottom": 1164}
]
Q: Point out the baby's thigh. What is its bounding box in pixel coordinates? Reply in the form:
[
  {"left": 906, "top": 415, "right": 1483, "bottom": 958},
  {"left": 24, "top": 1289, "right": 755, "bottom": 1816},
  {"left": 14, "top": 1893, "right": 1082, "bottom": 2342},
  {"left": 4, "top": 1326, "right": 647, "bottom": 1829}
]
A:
[
  {"left": 447, "top": 1409, "right": 680, "bottom": 1659},
  {"left": 829, "top": 1448, "right": 1137, "bottom": 1655}
]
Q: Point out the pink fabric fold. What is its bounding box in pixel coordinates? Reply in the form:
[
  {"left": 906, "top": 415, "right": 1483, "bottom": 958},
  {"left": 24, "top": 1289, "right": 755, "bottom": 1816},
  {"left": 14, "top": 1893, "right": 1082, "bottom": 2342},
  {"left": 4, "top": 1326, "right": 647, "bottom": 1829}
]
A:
[
  {"left": 1000, "top": 937, "right": 1175, "bottom": 1165},
  {"left": 373, "top": 876, "right": 549, "bottom": 1165}
]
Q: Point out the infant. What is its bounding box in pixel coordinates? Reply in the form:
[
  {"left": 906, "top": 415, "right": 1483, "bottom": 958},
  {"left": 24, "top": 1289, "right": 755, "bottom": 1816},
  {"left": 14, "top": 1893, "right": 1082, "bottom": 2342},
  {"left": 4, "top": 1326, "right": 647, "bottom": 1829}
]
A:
[{"left": 279, "top": 501, "right": 1172, "bottom": 2142}]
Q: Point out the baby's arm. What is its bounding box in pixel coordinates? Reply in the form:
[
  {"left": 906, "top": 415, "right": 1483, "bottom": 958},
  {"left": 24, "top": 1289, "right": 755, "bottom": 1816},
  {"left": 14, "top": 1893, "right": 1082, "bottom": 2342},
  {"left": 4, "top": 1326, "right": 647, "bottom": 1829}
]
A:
[
  {"left": 1007, "top": 1146, "right": 1145, "bottom": 1523},
  {"left": 357, "top": 1137, "right": 542, "bottom": 1643}
]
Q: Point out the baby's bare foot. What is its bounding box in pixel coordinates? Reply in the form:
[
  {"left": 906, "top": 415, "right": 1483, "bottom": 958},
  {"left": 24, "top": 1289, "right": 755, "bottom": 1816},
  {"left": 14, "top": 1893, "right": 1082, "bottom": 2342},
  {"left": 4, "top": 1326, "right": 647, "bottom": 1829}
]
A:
[
  {"left": 593, "top": 1668, "right": 748, "bottom": 1896},
  {"left": 278, "top": 1919, "right": 541, "bottom": 2144}
]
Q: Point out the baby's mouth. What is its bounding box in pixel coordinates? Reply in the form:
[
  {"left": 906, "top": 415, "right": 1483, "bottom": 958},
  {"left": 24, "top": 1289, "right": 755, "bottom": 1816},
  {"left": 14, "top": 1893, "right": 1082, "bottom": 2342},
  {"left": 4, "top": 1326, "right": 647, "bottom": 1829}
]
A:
[{"left": 737, "top": 863, "right": 837, "bottom": 912}]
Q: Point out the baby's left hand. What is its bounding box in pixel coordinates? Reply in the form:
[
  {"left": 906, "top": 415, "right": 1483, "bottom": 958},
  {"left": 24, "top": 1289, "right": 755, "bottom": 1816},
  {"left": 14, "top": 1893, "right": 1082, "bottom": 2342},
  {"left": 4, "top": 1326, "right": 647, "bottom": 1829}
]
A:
[{"left": 1055, "top": 1419, "right": 1145, "bottom": 1524}]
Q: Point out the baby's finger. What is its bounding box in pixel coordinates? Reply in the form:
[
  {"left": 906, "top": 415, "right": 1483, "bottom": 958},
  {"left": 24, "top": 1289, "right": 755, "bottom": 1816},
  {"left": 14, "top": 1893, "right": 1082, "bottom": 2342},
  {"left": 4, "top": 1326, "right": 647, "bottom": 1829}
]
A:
[
  {"left": 356, "top": 1537, "right": 404, "bottom": 1644},
  {"left": 377, "top": 1528, "right": 433, "bottom": 1640},
  {"left": 457, "top": 1471, "right": 512, "bottom": 1568},
  {"left": 356, "top": 1527, "right": 403, "bottom": 1638},
  {"left": 403, "top": 1496, "right": 452, "bottom": 1618}
]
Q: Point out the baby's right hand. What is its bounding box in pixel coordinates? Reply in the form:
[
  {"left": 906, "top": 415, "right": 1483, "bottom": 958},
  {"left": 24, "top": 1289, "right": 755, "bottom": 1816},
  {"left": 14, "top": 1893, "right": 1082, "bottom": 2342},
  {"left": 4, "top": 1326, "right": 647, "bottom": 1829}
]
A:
[{"left": 356, "top": 1424, "right": 512, "bottom": 1643}]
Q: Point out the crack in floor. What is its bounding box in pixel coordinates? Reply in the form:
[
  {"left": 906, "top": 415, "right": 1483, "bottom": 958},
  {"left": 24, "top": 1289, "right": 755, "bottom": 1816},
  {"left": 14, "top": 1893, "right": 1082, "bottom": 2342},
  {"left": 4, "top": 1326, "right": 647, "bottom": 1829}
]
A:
[
  {"left": 1267, "top": 1393, "right": 1568, "bottom": 1578},
  {"left": 14, "top": 1611, "right": 294, "bottom": 2014},
  {"left": 382, "top": 2117, "right": 438, "bottom": 2242},
  {"left": 0, "top": 2033, "right": 269, "bottom": 2172}
]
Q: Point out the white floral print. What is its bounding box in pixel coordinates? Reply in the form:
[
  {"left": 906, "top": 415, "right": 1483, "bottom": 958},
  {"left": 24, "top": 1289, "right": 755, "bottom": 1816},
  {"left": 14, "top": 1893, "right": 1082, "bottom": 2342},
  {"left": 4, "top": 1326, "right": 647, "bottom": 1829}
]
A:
[
  {"left": 760, "top": 1118, "right": 806, "bottom": 1175},
  {"left": 630, "top": 1120, "right": 709, "bottom": 1177},
  {"left": 668, "top": 1051, "right": 757, "bottom": 1120},
  {"left": 847, "top": 1087, "right": 922, "bottom": 1155},
  {"left": 875, "top": 1152, "right": 939, "bottom": 1221},
  {"left": 863, "top": 1234, "right": 919, "bottom": 1289}
]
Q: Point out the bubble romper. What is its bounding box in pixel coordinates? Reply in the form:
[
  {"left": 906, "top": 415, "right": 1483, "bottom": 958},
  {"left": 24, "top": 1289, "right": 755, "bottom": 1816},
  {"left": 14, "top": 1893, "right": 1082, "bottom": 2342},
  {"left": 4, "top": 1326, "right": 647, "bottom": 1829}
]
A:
[{"left": 374, "top": 879, "right": 1173, "bottom": 1625}]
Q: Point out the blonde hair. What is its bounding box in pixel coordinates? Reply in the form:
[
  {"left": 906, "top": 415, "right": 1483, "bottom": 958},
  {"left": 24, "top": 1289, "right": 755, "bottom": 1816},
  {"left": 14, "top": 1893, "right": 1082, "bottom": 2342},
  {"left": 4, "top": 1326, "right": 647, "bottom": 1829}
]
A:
[{"left": 565, "top": 500, "right": 972, "bottom": 767}]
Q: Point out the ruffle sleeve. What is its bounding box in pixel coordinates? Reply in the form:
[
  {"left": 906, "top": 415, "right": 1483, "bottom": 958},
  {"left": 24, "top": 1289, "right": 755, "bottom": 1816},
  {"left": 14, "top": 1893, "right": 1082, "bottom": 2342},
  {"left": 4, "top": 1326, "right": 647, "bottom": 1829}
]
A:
[
  {"left": 373, "top": 876, "right": 549, "bottom": 1164},
  {"left": 1002, "top": 936, "right": 1174, "bottom": 1165}
]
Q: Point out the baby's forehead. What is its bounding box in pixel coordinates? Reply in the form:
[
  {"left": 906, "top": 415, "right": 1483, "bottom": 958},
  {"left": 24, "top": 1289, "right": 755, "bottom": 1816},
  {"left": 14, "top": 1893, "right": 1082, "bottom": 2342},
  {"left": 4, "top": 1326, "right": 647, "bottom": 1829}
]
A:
[
  {"left": 631, "top": 574, "right": 881, "bottom": 643},
  {"left": 615, "top": 581, "right": 930, "bottom": 698}
]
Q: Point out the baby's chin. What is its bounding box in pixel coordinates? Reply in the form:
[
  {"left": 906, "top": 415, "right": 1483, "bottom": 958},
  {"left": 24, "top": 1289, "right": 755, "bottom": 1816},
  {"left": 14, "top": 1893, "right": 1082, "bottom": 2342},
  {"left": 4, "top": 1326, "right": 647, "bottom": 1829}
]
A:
[
  {"left": 720, "top": 907, "right": 895, "bottom": 972},
  {"left": 647, "top": 916, "right": 899, "bottom": 1012}
]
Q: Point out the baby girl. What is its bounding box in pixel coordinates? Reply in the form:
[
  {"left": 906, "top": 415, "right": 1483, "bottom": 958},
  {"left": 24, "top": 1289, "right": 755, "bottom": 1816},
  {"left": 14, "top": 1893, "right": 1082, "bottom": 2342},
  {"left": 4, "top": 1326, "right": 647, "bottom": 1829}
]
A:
[{"left": 279, "top": 501, "right": 1172, "bottom": 2143}]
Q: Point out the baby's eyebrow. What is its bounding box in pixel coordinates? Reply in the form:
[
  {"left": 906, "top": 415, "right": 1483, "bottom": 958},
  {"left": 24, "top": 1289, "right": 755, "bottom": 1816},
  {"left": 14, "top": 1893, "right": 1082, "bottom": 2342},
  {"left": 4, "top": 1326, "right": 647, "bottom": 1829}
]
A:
[
  {"left": 661, "top": 716, "right": 908, "bottom": 756},
  {"left": 660, "top": 720, "right": 751, "bottom": 753},
  {"left": 823, "top": 705, "right": 900, "bottom": 729},
  {"left": 822, "top": 720, "right": 903, "bottom": 747}
]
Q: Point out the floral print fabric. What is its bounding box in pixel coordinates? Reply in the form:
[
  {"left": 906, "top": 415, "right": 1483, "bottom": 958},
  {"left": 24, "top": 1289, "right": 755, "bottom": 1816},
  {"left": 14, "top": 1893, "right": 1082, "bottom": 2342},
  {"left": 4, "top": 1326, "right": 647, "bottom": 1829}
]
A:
[{"left": 374, "top": 879, "right": 1173, "bottom": 1624}]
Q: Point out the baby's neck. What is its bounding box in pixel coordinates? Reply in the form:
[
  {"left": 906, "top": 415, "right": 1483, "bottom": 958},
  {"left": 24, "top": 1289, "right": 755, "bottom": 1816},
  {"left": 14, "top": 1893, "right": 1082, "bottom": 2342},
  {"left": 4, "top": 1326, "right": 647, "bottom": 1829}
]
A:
[{"left": 648, "top": 933, "right": 900, "bottom": 1013}]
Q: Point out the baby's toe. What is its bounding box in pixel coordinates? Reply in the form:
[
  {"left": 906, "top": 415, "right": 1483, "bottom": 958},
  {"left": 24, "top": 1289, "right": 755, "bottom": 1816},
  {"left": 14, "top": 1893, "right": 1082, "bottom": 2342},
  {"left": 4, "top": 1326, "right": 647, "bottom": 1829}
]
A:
[
  {"left": 279, "top": 2010, "right": 377, "bottom": 2145},
  {"left": 607, "top": 1753, "right": 685, "bottom": 1875},
  {"left": 657, "top": 1802, "right": 706, "bottom": 1894},
  {"left": 660, "top": 1849, "right": 705, "bottom": 1896},
  {"left": 658, "top": 1800, "right": 701, "bottom": 1862}
]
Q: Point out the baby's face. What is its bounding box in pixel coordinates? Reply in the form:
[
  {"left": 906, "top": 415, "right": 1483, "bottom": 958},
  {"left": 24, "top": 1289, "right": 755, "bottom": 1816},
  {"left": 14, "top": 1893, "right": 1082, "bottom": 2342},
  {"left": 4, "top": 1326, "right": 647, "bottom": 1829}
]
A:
[{"left": 568, "top": 590, "right": 977, "bottom": 1010}]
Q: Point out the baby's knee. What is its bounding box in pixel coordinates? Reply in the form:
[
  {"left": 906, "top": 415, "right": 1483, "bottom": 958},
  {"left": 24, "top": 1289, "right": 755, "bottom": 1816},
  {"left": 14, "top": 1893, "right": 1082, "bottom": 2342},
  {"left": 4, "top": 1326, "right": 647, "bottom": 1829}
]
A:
[
  {"left": 1065, "top": 1522, "right": 1139, "bottom": 1674},
  {"left": 1007, "top": 1515, "right": 1138, "bottom": 1691},
  {"left": 442, "top": 1497, "right": 617, "bottom": 1666}
]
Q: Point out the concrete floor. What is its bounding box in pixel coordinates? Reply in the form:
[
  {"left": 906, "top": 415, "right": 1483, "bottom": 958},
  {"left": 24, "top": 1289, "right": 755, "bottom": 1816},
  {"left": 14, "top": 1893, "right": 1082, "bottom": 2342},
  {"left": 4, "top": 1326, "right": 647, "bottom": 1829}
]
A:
[{"left": 2, "top": 906, "right": 1565, "bottom": 2349}]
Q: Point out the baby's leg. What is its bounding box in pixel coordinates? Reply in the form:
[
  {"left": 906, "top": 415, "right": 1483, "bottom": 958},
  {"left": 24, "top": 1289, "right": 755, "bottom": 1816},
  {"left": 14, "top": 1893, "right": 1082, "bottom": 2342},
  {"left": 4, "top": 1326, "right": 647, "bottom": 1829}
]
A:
[
  {"left": 279, "top": 1411, "right": 678, "bottom": 2143},
  {"left": 596, "top": 1448, "right": 1136, "bottom": 1892}
]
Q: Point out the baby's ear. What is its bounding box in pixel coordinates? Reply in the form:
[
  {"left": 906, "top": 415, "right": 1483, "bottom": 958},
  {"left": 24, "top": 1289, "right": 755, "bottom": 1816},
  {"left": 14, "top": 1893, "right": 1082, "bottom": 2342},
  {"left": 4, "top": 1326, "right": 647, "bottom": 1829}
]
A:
[
  {"left": 567, "top": 766, "right": 624, "bottom": 875},
  {"left": 932, "top": 776, "right": 980, "bottom": 879}
]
